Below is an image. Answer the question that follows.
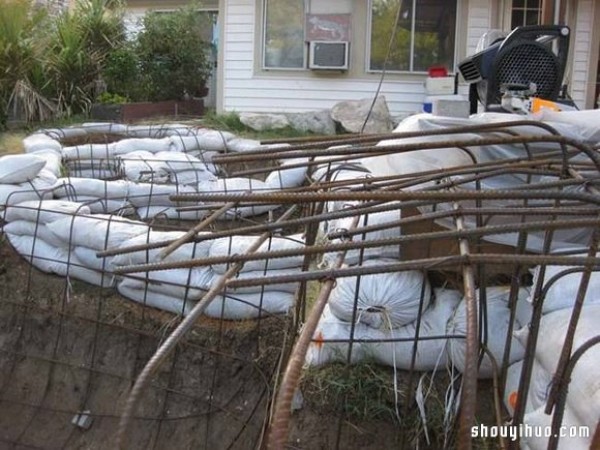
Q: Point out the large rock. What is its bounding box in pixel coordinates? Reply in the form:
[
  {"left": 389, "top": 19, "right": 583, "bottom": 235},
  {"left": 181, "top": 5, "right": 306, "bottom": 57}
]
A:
[
  {"left": 286, "top": 110, "right": 336, "bottom": 135},
  {"left": 239, "top": 113, "right": 290, "bottom": 131},
  {"left": 331, "top": 96, "right": 393, "bottom": 134}
]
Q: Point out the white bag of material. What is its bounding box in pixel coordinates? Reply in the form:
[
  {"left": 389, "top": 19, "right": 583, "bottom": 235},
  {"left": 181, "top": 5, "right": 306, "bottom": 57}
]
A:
[
  {"left": 168, "top": 169, "right": 217, "bottom": 186},
  {"left": 196, "top": 177, "right": 277, "bottom": 218},
  {"left": 534, "top": 109, "right": 600, "bottom": 145},
  {"left": 113, "top": 137, "right": 173, "bottom": 155},
  {"left": 65, "top": 168, "right": 118, "bottom": 180},
  {"left": 119, "top": 266, "right": 213, "bottom": 300},
  {"left": 329, "top": 259, "right": 431, "bottom": 329},
  {"left": 59, "top": 196, "right": 134, "bottom": 215},
  {"left": 31, "top": 149, "right": 62, "bottom": 176},
  {"left": 6, "top": 233, "right": 70, "bottom": 275},
  {"left": 117, "top": 283, "right": 195, "bottom": 316},
  {"left": 529, "top": 260, "right": 600, "bottom": 315},
  {"left": 22, "top": 134, "right": 62, "bottom": 153},
  {"left": 305, "top": 305, "right": 367, "bottom": 367},
  {"left": 169, "top": 130, "right": 234, "bottom": 152},
  {"left": 516, "top": 305, "right": 600, "bottom": 431},
  {"left": 311, "top": 160, "right": 372, "bottom": 185},
  {"left": 64, "top": 158, "right": 113, "bottom": 170},
  {"left": 306, "top": 289, "right": 458, "bottom": 369},
  {"left": 503, "top": 359, "right": 553, "bottom": 417},
  {"left": 116, "top": 151, "right": 169, "bottom": 182},
  {"left": 127, "top": 183, "right": 196, "bottom": 207},
  {"left": 61, "top": 143, "right": 117, "bottom": 161},
  {"left": 0, "top": 154, "right": 46, "bottom": 184},
  {"left": 0, "top": 182, "right": 53, "bottom": 209},
  {"left": 209, "top": 234, "right": 305, "bottom": 274},
  {"left": 125, "top": 124, "right": 192, "bottom": 139},
  {"left": 2, "top": 220, "right": 66, "bottom": 248},
  {"left": 73, "top": 245, "right": 114, "bottom": 272},
  {"left": 447, "top": 286, "right": 529, "bottom": 379},
  {"left": 80, "top": 122, "right": 128, "bottom": 135},
  {"left": 3, "top": 200, "right": 91, "bottom": 224},
  {"left": 5, "top": 233, "right": 97, "bottom": 283},
  {"left": 265, "top": 158, "right": 308, "bottom": 189},
  {"left": 226, "top": 137, "right": 262, "bottom": 153},
  {"left": 111, "top": 230, "right": 213, "bottom": 266},
  {"left": 521, "top": 405, "right": 591, "bottom": 450},
  {"left": 322, "top": 205, "right": 403, "bottom": 266},
  {"left": 217, "top": 268, "right": 301, "bottom": 294},
  {"left": 136, "top": 206, "right": 210, "bottom": 221},
  {"left": 47, "top": 214, "right": 149, "bottom": 251},
  {"left": 54, "top": 178, "right": 130, "bottom": 199},
  {"left": 203, "top": 291, "right": 296, "bottom": 320}
]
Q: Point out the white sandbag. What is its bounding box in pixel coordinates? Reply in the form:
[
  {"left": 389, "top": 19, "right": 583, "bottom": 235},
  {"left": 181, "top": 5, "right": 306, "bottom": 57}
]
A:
[
  {"left": 61, "top": 143, "right": 117, "bottom": 161},
  {"left": 169, "top": 130, "right": 235, "bottom": 152},
  {"left": 529, "top": 260, "right": 600, "bottom": 315},
  {"left": 521, "top": 405, "right": 591, "bottom": 450},
  {"left": 209, "top": 234, "right": 305, "bottom": 274},
  {"left": 226, "top": 137, "right": 262, "bottom": 153},
  {"left": 196, "top": 178, "right": 278, "bottom": 217},
  {"left": 113, "top": 137, "right": 173, "bottom": 155},
  {"left": 3, "top": 200, "right": 91, "bottom": 224},
  {"left": 124, "top": 124, "right": 193, "bottom": 139},
  {"left": 265, "top": 158, "right": 308, "bottom": 189},
  {"left": 329, "top": 259, "right": 431, "bottom": 329},
  {"left": 67, "top": 264, "right": 115, "bottom": 288},
  {"left": 127, "top": 183, "right": 196, "bottom": 207},
  {"left": 111, "top": 230, "right": 213, "bottom": 266},
  {"left": 322, "top": 205, "right": 403, "bottom": 266},
  {"left": 311, "top": 160, "right": 372, "bottom": 185},
  {"left": 516, "top": 305, "right": 600, "bottom": 431},
  {"left": 135, "top": 206, "right": 210, "bottom": 221},
  {"left": 0, "top": 154, "right": 46, "bottom": 184},
  {"left": 65, "top": 168, "right": 118, "bottom": 180},
  {"left": 71, "top": 197, "right": 134, "bottom": 214},
  {"left": 168, "top": 169, "right": 217, "bottom": 185},
  {"left": 2, "top": 220, "right": 66, "bottom": 248},
  {"left": 217, "top": 268, "right": 301, "bottom": 294},
  {"left": 447, "top": 286, "right": 529, "bottom": 379},
  {"left": 47, "top": 214, "right": 149, "bottom": 250},
  {"left": 0, "top": 182, "right": 52, "bottom": 208},
  {"left": 31, "top": 149, "right": 62, "bottom": 176},
  {"left": 22, "top": 133, "right": 62, "bottom": 153},
  {"left": 64, "top": 158, "right": 114, "bottom": 170},
  {"left": 304, "top": 305, "right": 367, "bottom": 367},
  {"left": 80, "top": 122, "right": 128, "bottom": 134},
  {"left": 306, "top": 288, "right": 459, "bottom": 369},
  {"left": 6, "top": 232, "right": 72, "bottom": 275},
  {"left": 503, "top": 359, "right": 553, "bottom": 417},
  {"left": 53, "top": 178, "right": 130, "bottom": 199},
  {"left": 117, "top": 283, "right": 195, "bottom": 315},
  {"left": 203, "top": 291, "right": 296, "bottom": 320},
  {"left": 119, "top": 266, "right": 213, "bottom": 300},
  {"left": 534, "top": 109, "right": 600, "bottom": 145},
  {"left": 116, "top": 151, "right": 169, "bottom": 182},
  {"left": 72, "top": 245, "right": 114, "bottom": 272}
]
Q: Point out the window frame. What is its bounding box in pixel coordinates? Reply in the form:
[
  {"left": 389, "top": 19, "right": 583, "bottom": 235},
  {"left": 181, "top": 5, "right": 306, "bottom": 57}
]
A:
[
  {"left": 365, "top": 0, "right": 459, "bottom": 75},
  {"left": 261, "top": 0, "right": 308, "bottom": 71},
  {"left": 510, "top": 0, "right": 543, "bottom": 28}
]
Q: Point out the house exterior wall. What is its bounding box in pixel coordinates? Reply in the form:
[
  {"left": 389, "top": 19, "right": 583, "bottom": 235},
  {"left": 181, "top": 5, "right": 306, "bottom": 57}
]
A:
[
  {"left": 219, "top": 0, "right": 475, "bottom": 117},
  {"left": 568, "top": 0, "right": 598, "bottom": 108}
]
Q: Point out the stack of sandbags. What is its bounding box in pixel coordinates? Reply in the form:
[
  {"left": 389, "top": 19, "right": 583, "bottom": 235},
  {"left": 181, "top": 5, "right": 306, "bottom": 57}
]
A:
[
  {"left": 0, "top": 200, "right": 117, "bottom": 285},
  {"left": 446, "top": 286, "right": 532, "bottom": 378},
  {"left": 41, "top": 213, "right": 150, "bottom": 287},
  {"left": 168, "top": 129, "right": 262, "bottom": 154},
  {"left": 127, "top": 182, "right": 203, "bottom": 220},
  {"left": 111, "top": 230, "right": 214, "bottom": 315},
  {"left": 203, "top": 234, "right": 305, "bottom": 319},
  {"left": 53, "top": 177, "right": 133, "bottom": 214},
  {"left": 0, "top": 154, "right": 56, "bottom": 210},
  {"left": 61, "top": 137, "right": 175, "bottom": 179},
  {"left": 195, "top": 177, "right": 279, "bottom": 219},
  {"left": 116, "top": 151, "right": 218, "bottom": 184},
  {"left": 306, "top": 288, "right": 460, "bottom": 370},
  {"left": 514, "top": 305, "right": 598, "bottom": 450}
]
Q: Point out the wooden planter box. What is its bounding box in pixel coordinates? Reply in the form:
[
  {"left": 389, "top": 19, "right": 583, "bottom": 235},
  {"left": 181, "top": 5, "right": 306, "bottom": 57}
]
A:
[{"left": 90, "top": 98, "right": 204, "bottom": 122}]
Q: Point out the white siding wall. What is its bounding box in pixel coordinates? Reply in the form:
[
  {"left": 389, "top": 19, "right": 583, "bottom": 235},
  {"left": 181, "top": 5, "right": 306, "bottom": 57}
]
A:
[
  {"left": 569, "top": 0, "right": 594, "bottom": 108},
  {"left": 221, "top": 0, "right": 459, "bottom": 117},
  {"left": 466, "top": 0, "right": 493, "bottom": 56}
]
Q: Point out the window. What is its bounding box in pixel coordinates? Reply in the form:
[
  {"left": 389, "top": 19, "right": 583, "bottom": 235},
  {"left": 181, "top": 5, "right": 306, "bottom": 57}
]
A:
[
  {"left": 511, "top": 0, "right": 542, "bottom": 28},
  {"left": 263, "top": 0, "right": 305, "bottom": 69},
  {"left": 369, "top": 0, "right": 457, "bottom": 73}
]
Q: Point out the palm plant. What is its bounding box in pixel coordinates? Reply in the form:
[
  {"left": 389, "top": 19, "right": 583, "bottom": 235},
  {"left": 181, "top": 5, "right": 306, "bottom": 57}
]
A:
[{"left": 0, "top": 0, "right": 56, "bottom": 125}]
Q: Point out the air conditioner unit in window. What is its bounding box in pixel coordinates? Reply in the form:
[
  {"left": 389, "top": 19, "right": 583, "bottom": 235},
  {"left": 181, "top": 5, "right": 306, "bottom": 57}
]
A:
[{"left": 308, "top": 41, "right": 349, "bottom": 70}]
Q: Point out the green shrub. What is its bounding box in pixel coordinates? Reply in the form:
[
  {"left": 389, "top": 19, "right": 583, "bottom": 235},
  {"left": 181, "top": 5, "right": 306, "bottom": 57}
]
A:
[
  {"left": 96, "top": 91, "right": 128, "bottom": 104},
  {"left": 136, "top": 4, "right": 213, "bottom": 101}
]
